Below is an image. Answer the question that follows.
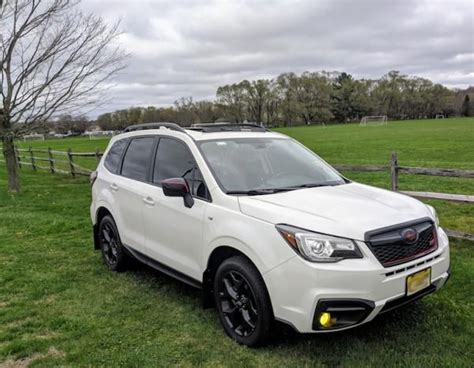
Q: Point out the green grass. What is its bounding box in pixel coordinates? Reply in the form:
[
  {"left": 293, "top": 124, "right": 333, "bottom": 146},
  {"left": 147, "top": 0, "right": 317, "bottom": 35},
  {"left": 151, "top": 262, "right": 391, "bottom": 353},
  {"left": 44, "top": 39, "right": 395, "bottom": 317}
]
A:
[
  {"left": 1, "top": 166, "right": 473, "bottom": 367},
  {"left": 1, "top": 117, "right": 473, "bottom": 366},
  {"left": 275, "top": 117, "right": 474, "bottom": 169}
]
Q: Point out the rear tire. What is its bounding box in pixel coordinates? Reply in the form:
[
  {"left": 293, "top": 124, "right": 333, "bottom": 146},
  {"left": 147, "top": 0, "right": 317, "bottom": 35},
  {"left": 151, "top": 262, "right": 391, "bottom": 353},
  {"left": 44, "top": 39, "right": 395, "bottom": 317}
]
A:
[
  {"left": 214, "top": 256, "right": 273, "bottom": 347},
  {"left": 98, "top": 215, "right": 128, "bottom": 272}
]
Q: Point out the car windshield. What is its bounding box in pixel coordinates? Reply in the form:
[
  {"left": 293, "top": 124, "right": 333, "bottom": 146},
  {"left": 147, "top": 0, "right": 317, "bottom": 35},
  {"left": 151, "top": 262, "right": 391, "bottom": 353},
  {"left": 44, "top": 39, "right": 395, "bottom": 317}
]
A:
[{"left": 198, "top": 137, "right": 345, "bottom": 194}]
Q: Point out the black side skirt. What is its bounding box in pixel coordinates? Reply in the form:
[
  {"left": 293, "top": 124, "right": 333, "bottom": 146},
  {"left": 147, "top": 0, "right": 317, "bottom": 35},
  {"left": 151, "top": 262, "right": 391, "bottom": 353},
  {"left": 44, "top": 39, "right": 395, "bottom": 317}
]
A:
[{"left": 122, "top": 244, "right": 203, "bottom": 290}]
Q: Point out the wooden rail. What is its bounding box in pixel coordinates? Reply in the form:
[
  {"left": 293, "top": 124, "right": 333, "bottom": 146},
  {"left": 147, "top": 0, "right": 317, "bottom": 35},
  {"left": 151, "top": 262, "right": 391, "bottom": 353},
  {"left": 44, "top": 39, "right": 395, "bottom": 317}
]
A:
[
  {"left": 444, "top": 229, "right": 474, "bottom": 242},
  {"left": 398, "top": 166, "right": 474, "bottom": 178},
  {"left": 400, "top": 191, "right": 474, "bottom": 203},
  {"left": 333, "top": 152, "right": 474, "bottom": 204},
  {"left": 332, "top": 164, "right": 388, "bottom": 172},
  {"left": 13, "top": 146, "right": 102, "bottom": 177}
]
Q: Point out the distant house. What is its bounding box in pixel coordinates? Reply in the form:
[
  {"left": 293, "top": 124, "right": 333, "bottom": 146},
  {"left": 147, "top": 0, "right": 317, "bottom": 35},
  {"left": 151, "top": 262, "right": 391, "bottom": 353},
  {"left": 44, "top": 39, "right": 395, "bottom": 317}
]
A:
[{"left": 83, "top": 129, "right": 116, "bottom": 138}]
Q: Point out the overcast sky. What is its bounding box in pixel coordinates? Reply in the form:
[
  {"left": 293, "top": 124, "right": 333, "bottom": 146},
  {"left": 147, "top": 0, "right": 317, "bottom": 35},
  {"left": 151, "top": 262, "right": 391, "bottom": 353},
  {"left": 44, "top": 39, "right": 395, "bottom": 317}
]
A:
[{"left": 80, "top": 0, "right": 474, "bottom": 116}]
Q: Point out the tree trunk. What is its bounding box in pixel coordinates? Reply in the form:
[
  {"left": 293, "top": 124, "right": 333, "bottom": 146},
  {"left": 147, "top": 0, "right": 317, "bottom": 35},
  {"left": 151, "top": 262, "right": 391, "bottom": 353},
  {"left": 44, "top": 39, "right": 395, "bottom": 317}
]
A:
[{"left": 1, "top": 134, "right": 21, "bottom": 192}]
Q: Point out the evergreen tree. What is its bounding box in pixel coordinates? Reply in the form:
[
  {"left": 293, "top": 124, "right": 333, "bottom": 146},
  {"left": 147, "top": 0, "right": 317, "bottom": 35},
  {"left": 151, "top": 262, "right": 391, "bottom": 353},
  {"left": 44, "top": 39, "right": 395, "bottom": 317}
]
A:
[{"left": 461, "top": 95, "right": 471, "bottom": 117}]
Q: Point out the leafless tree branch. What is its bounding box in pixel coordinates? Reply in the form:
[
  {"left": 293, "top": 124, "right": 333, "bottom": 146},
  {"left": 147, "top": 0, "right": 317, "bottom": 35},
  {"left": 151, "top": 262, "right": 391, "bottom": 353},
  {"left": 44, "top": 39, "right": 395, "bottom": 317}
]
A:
[
  {"left": 1, "top": 0, "right": 127, "bottom": 126},
  {"left": 1, "top": 0, "right": 128, "bottom": 191}
]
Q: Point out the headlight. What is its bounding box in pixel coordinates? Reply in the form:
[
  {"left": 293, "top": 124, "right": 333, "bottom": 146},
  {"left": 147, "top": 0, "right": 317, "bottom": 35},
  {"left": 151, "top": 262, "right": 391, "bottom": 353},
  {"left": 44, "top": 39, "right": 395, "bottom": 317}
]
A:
[
  {"left": 426, "top": 205, "right": 439, "bottom": 227},
  {"left": 276, "top": 224, "right": 363, "bottom": 262}
]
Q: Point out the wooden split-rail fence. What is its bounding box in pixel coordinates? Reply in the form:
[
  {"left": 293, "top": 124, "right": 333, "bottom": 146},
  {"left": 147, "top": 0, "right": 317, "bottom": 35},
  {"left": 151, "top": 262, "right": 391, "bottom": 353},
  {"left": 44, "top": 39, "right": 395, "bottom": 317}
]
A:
[
  {"left": 13, "top": 146, "right": 102, "bottom": 177},
  {"left": 1, "top": 149, "right": 473, "bottom": 240},
  {"left": 332, "top": 153, "right": 474, "bottom": 204}
]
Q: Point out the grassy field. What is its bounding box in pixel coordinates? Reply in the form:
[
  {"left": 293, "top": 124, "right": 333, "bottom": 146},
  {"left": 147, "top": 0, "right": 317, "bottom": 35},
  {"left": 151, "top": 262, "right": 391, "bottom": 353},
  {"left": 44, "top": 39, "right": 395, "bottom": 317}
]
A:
[{"left": 1, "top": 118, "right": 473, "bottom": 367}]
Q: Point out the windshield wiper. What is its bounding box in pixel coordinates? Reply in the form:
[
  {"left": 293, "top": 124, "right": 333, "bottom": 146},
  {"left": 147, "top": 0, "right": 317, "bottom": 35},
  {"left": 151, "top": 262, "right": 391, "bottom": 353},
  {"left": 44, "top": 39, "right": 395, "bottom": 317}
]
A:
[
  {"left": 227, "top": 182, "right": 345, "bottom": 196},
  {"left": 286, "top": 181, "right": 345, "bottom": 190},
  {"left": 226, "top": 188, "right": 292, "bottom": 196}
]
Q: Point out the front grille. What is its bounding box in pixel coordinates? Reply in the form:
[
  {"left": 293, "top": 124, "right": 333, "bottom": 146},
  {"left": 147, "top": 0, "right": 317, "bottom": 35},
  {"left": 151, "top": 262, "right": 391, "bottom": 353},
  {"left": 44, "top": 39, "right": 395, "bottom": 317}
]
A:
[{"left": 366, "top": 219, "right": 437, "bottom": 267}]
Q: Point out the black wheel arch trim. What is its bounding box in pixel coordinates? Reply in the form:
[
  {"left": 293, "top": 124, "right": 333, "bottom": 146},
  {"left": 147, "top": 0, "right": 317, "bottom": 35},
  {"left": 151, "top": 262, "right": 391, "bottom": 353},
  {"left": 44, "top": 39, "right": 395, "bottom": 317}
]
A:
[
  {"left": 94, "top": 207, "right": 115, "bottom": 250},
  {"left": 274, "top": 317, "right": 299, "bottom": 333},
  {"left": 93, "top": 224, "right": 100, "bottom": 249},
  {"left": 201, "top": 246, "right": 263, "bottom": 309}
]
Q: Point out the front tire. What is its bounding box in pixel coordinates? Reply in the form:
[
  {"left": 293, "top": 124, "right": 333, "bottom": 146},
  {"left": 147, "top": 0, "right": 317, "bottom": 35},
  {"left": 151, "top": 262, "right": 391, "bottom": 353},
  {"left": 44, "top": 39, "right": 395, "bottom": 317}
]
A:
[
  {"left": 214, "top": 256, "right": 273, "bottom": 346},
  {"left": 98, "top": 215, "right": 127, "bottom": 272}
]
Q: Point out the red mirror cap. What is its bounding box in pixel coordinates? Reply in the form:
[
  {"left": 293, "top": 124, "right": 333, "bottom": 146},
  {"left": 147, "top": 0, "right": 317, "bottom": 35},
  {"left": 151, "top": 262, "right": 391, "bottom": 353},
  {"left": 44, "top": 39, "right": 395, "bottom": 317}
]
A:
[{"left": 161, "top": 178, "right": 190, "bottom": 196}]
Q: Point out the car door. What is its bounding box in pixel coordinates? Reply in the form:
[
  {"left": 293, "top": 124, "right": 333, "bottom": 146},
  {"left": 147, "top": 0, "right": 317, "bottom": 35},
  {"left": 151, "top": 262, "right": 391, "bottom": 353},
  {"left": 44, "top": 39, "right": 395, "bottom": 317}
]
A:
[
  {"left": 143, "top": 137, "right": 209, "bottom": 281},
  {"left": 112, "top": 136, "right": 157, "bottom": 253}
]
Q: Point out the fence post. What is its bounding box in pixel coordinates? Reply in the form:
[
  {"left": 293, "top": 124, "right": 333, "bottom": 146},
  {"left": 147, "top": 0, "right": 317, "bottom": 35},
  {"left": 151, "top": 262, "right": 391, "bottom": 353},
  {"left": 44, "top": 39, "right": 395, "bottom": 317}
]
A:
[
  {"left": 390, "top": 152, "right": 398, "bottom": 191},
  {"left": 95, "top": 147, "right": 101, "bottom": 165},
  {"left": 15, "top": 146, "right": 22, "bottom": 169},
  {"left": 48, "top": 147, "right": 55, "bottom": 174},
  {"left": 29, "top": 146, "right": 36, "bottom": 171},
  {"left": 67, "top": 148, "right": 75, "bottom": 177}
]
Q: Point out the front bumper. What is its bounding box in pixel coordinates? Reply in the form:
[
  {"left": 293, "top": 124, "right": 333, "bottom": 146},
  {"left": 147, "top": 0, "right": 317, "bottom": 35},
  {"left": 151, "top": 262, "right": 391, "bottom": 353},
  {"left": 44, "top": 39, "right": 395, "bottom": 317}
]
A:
[{"left": 263, "top": 227, "right": 450, "bottom": 333}]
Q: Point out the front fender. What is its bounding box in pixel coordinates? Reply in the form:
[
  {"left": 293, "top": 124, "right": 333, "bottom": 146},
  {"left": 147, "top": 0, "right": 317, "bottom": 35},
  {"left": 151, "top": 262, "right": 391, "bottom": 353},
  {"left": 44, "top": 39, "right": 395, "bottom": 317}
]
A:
[
  {"left": 201, "top": 205, "right": 296, "bottom": 275},
  {"left": 203, "top": 236, "right": 267, "bottom": 272}
]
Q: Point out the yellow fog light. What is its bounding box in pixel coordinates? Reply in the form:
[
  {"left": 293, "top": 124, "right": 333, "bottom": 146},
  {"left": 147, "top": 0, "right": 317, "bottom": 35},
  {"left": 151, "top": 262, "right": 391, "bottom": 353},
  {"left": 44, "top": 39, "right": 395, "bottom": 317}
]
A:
[{"left": 319, "top": 312, "right": 334, "bottom": 328}]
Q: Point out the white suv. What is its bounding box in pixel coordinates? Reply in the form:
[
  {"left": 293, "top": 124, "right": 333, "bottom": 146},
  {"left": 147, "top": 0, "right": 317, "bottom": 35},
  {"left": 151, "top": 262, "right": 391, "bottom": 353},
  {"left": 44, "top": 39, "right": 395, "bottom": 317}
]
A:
[{"left": 90, "top": 122, "right": 450, "bottom": 346}]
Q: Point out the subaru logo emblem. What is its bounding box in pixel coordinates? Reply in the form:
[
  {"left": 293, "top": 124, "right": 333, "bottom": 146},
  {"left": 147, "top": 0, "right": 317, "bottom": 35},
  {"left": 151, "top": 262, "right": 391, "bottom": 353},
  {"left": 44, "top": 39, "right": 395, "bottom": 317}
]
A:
[{"left": 401, "top": 228, "right": 419, "bottom": 244}]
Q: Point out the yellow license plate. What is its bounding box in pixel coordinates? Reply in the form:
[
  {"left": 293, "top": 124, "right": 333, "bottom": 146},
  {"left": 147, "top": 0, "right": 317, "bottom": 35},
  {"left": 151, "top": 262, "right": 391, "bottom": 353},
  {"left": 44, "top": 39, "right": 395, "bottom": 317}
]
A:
[{"left": 406, "top": 268, "right": 431, "bottom": 296}]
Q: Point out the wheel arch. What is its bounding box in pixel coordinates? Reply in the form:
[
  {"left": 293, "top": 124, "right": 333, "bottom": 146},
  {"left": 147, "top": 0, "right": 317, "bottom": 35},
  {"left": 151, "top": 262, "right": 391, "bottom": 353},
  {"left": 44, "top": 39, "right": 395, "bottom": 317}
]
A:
[
  {"left": 93, "top": 205, "right": 115, "bottom": 250},
  {"left": 202, "top": 245, "right": 265, "bottom": 309}
]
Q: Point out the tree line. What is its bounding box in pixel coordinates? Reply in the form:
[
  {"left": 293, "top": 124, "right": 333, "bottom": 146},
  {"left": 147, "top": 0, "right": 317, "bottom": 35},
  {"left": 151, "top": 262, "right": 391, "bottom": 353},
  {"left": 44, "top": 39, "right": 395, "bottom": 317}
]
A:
[{"left": 94, "top": 70, "right": 474, "bottom": 130}]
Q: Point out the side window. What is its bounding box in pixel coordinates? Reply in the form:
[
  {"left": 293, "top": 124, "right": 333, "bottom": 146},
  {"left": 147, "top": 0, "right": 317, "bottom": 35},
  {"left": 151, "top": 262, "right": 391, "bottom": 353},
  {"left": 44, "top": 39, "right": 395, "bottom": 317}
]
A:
[
  {"left": 153, "top": 138, "right": 209, "bottom": 199},
  {"left": 104, "top": 139, "right": 128, "bottom": 173},
  {"left": 121, "top": 137, "right": 156, "bottom": 181}
]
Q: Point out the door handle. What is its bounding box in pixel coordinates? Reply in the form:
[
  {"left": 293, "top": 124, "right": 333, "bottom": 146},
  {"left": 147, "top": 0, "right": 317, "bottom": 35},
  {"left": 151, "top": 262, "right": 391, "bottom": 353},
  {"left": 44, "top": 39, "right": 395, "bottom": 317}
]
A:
[
  {"left": 142, "top": 196, "right": 155, "bottom": 206},
  {"left": 110, "top": 183, "right": 119, "bottom": 192}
]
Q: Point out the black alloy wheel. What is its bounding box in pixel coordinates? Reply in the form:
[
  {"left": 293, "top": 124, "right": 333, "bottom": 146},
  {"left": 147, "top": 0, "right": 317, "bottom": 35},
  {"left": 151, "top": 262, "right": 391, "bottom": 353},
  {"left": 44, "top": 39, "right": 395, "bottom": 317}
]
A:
[
  {"left": 218, "top": 271, "right": 259, "bottom": 337},
  {"left": 214, "top": 256, "right": 273, "bottom": 346},
  {"left": 99, "top": 215, "right": 127, "bottom": 271}
]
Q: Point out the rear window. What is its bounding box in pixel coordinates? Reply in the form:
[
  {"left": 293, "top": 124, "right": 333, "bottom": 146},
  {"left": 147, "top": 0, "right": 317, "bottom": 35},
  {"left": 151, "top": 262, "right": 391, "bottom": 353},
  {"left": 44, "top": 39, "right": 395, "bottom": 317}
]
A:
[
  {"left": 104, "top": 139, "right": 128, "bottom": 173},
  {"left": 121, "top": 137, "right": 156, "bottom": 181}
]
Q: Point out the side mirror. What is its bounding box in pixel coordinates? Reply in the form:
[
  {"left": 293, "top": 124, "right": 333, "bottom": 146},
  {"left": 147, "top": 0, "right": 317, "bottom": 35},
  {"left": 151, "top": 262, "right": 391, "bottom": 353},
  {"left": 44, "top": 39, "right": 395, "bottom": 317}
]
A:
[{"left": 161, "top": 178, "right": 194, "bottom": 208}]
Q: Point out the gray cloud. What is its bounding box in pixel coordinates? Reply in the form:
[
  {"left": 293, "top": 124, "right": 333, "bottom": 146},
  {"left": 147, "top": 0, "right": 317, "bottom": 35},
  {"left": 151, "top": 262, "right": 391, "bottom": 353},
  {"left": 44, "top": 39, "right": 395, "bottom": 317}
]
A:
[{"left": 80, "top": 0, "right": 474, "bottom": 116}]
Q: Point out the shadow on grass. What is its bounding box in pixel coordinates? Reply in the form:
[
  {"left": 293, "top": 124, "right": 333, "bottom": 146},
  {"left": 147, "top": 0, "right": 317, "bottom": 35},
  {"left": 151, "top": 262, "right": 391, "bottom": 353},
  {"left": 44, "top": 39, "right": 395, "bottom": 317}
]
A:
[{"left": 120, "top": 256, "right": 203, "bottom": 301}]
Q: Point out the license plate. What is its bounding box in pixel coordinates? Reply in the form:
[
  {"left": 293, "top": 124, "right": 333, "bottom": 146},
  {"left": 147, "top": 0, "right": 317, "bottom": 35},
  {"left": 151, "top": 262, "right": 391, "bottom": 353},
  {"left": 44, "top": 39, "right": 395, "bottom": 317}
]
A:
[{"left": 406, "top": 268, "right": 431, "bottom": 296}]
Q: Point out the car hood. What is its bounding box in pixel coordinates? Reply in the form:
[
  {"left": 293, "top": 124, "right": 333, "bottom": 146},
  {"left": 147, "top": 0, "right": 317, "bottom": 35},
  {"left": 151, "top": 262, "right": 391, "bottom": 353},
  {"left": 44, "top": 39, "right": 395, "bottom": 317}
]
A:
[{"left": 238, "top": 182, "right": 432, "bottom": 241}]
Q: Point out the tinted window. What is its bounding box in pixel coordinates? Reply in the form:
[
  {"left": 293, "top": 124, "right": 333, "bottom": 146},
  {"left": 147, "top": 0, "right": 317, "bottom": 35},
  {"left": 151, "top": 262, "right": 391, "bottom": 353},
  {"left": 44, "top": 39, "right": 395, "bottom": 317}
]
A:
[
  {"left": 104, "top": 139, "right": 128, "bottom": 173},
  {"left": 154, "top": 138, "right": 208, "bottom": 199},
  {"left": 121, "top": 137, "right": 155, "bottom": 181}
]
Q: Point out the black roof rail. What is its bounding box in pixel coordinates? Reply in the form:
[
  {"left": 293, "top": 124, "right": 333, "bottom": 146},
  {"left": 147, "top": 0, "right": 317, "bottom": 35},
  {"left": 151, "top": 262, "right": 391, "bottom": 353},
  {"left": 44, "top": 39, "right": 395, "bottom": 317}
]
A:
[
  {"left": 123, "top": 122, "right": 187, "bottom": 133},
  {"left": 188, "top": 123, "right": 269, "bottom": 133}
]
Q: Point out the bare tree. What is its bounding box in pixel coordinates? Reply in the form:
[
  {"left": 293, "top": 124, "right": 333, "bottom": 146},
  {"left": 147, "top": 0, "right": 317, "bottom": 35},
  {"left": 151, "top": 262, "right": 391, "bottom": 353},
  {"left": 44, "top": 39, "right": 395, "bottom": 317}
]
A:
[{"left": 1, "top": 0, "right": 126, "bottom": 192}]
